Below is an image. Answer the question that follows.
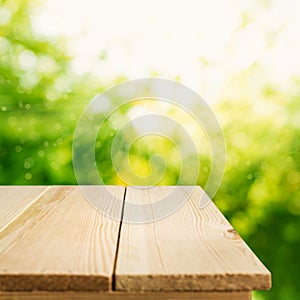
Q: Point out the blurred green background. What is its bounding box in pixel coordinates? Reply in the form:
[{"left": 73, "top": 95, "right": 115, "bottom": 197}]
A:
[{"left": 0, "top": 0, "right": 300, "bottom": 299}]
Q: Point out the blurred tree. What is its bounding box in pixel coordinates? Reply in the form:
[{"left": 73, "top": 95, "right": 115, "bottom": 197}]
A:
[
  {"left": 0, "top": 0, "right": 103, "bottom": 184},
  {"left": 214, "top": 85, "right": 300, "bottom": 300}
]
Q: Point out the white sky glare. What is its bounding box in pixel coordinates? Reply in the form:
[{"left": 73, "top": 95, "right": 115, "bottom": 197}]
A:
[{"left": 32, "top": 0, "right": 300, "bottom": 102}]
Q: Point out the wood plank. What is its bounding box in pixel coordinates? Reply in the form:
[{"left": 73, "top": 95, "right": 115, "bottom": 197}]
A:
[
  {"left": 0, "top": 186, "right": 48, "bottom": 231},
  {"left": 0, "top": 186, "right": 125, "bottom": 292},
  {"left": 116, "top": 186, "right": 271, "bottom": 292},
  {"left": 0, "top": 291, "right": 251, "bottom": 300}
]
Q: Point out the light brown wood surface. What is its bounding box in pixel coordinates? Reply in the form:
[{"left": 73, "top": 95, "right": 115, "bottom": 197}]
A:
[
  {"left": 0, "top": 186, "right": 48, "bottom": 231},
  {"left": 0, "top": 185, "right": 271, "bottom": 296},
  {"left": 0, "top": 291, "right": 251, "bottom": 300},
  {"left": 0, "top": 186, "right": 125, "bottom": 292},
  {"left": 116, "top": 186, "right": 271, "bottom": 292}
]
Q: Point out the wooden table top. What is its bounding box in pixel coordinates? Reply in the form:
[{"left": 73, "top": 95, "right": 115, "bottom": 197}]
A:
[{"left": 0, "top": 186, "right": 271, "bottom": 299}]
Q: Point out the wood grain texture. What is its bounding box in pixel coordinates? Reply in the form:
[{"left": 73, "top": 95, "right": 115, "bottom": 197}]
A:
[
  {"left": 116, "top": 186, "right": 271, "bottom": 292},
  {"left": 0, "top": 291, "right": 251, "bottom": 300},
  {"left": 0, "top": 186, "right": 125, "bottom": 292},
  {"left": 0, "top": 186, "right": 48, "bottom": 231}
]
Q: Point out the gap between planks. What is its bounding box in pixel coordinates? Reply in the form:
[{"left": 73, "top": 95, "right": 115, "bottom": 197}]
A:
[
  {"left": 0, "top": 186, "right": 50, "bottom": 232},
  {"left": 112, "top": 186, "right": 127, "bottom": 291}
]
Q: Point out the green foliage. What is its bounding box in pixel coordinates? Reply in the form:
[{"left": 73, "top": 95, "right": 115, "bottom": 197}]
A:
[
  {"left": 0, "top": 0, "right": 104, "bottom": 184},
  {"left": 214, "top": 92, "right": 300, "bottom": 300},
  {"left": 0, "top": 1, "right": 299, "bottom": 299}
]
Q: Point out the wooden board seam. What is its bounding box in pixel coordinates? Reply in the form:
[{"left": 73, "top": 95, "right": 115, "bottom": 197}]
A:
[
  {"left": 0, "top": 186, "right": 51, "bottom": 233},
  {"left": 112, "top": 186, "right": 127, "bottom": 291}
]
